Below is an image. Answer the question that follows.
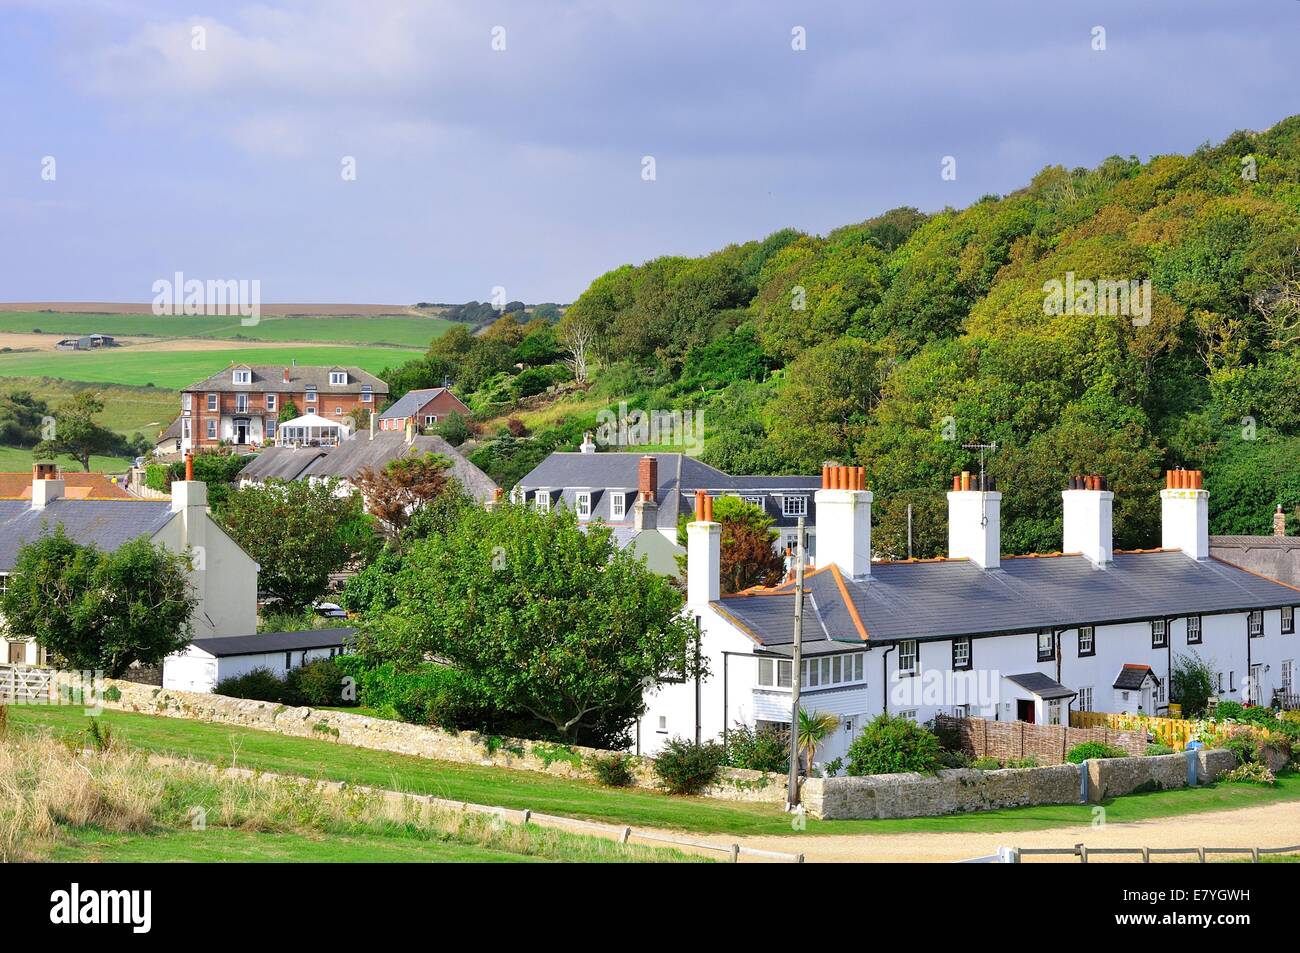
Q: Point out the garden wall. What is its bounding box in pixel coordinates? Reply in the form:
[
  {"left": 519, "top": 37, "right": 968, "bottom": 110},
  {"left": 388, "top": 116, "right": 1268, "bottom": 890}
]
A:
[
  {"left": 99, "top": 679, "right": 786, "bottom": 804},
  {"left": 936, "top": 714, "right": 1147, "bottom": 765},
  {"left": 802, "top": 749, "right": 1238, "bottom": 820}
]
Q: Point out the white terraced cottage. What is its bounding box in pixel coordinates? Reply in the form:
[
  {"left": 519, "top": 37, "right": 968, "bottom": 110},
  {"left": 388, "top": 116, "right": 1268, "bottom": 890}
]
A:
[{"left": 634, "top": 467, "right": 1300, "bottom": 767}]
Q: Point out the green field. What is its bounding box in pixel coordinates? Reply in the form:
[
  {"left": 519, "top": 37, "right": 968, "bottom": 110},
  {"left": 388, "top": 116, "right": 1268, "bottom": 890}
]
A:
[
  {"left": 0, "top": 445, "right": 132, "bottom": 473},
  {"left": 0, "top": 377, "right": 177, "bottom": 436},
  {"left": 0, "top": 344, "right": 421, "bottom": 389},
  {"left": 12, "top": 704, "right": 1300, "bottom": 837},
  {"left": 0, "top": 311, "right": 455, "bottom": 348}
]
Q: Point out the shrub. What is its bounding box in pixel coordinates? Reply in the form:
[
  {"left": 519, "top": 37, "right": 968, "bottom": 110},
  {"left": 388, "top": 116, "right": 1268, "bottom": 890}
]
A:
[
  {"left": 1004, "top": 756, "right": 1040, "bottom": 769},
  {"left": 1221, "top": 762, "right": 1276, "bottom": 786},
  {"left": 652, "top": 738, "right": 725, "bottom": 795},
  {"left": 846, "top": 715, "right": 942, "bottom": 776},
  {"left": 285, "top": 658, "right": 346, "bottom": 707},
  {"left": 970, "top": 755, "right": 1001, "bottom": 770},
  {"left": 1214, "top": 700, "right": 1245, "bottom": 721},
  {"left": 1170, "top": 652, "right": 1216, "bottom": 717},
  {"left": 1145, "top": 742, "right": 1175, "bottom": 756},
  {"left": 1237, "top": 706, "right": 1280, "bottom": 727},
  {"left": 589, "top": 753, "right": 636, "bottom": 787},
  {"left": 938, "top": 750, "right": 971, "bottom": 769},
  {"left": 1223, "top": 730, "right": 1259, "bottom": 765},
  {"left": 1066, "top": 742, "right": 1129, "bottom": 763},
  {"left": 725, "top": 721, "right": 790, "bottom": 773},
  {"left": 103, "top": 685, "right": 121, "bottom": 703},
  {"left": 215, "top": 666, "right": 287, "bottom": 703},
  {"left": 333, "top": 656, "right": 483, "bottom": 729}
]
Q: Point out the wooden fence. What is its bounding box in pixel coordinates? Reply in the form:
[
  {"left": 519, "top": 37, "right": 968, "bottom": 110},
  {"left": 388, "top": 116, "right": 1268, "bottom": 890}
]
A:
[
  {"left": 963, "top": 843, "right": 1300, "bottom": 863},
  {"left": 0, "top": 664, "right": 52, "bottom": 703},
  {"left": 937, "top": 714, "right": 1146, "bottom": 765},
  {"left": 1071, "top": 710, "right": 1200, "bottom": 750}
]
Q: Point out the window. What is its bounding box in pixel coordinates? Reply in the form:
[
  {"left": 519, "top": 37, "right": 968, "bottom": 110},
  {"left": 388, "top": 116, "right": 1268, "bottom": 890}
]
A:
[
  {"left": 424, "top": 415, "right": 438, "bottom": 426},
  {"left": 305, "top": 386, "right": 317, "bottom": 404},
  {"left": 181, "top": 418, "right": 191, "bottom": 440},
  {"left": 782, "top": 495, "right": 808, "bottom": 517},
  {"left": 361, "top": 384, "right": 372, "bottom": 403},
  {"left": 1283, "top": 660, "right": 1294, "bottom": 694},
  {"left": 284, "top": 652, "right": 292, "bottom": 669},
  {"left": 656, "top": 716, "right": 667, "bottom": 734},
  {"left": 1229, "top": 670, "right": 1236, "bottom": 692},
  {"left": 0, "top": 574, "right": 8, "bottom": 595},
  {"left": 1077, "top": 626, "right": 1095, "bottom": 657},
  {"left": 800, "top": 653, "right": 866, "bottom": 688},
  {"left": 744, "top": 496, "right": 765, "bottom": 508},
  {"left": 334, "top": 406, "right": 343, "bottom": 416},
  {"left": 265, "top": 394, "right": 277, "bottom": 411},
  {"left": 1249, "top": 610, "right": 1263, "bottom": 638},
  {"left": 535, "top": 490, "right": 550, "bottom": 513},
  {"left": 575, "top": 492, "right": 591, "bottom": 520},
  {"left": 1151, "top": 619, "right": 1168, "bottom": 649},
  {"left": 1217, "top": 672, "right": 1224, "bottom": 693},
  {"left": 898, "top": 710, "right": 918, "bottom": 722},
  {"left": 182, "top": 393, "right": 192, "bottom": 413},
  {"left": 235, "top": 393, "right": 248, "bottom": 413},
  {"left": 206, "top": 393, "right": 217, "bottom": 411},
  {"left": 329, "top": 371, "right": 347, "bottom": 386},
  {"left": 206, "top": 419, "right": 216, "bottom": 440},
  {"left": 758, "top": 658, "right": 773, "bottom": 686},
  {"left": 1037, "top": 630, "right": 1055, "bottom": 663},
  {"left": 266, "top": 417, "right": 276, "bottom": 438},
  {"left": 233, "top": 369, "right": 251, "bottom": 384},
  {"left": 776, "top": 660, "right": 792, "bottom": 688},
  {"left": 1077, "top": 686, "right": 1094, "bottom": 712},
  {"left": 952, "top": 637, "right": 971, "bottom": 671},
  {"left": 1284, "top": 607, "right": 1295, "bottom": 635},
  {"left": 898, "top": 640, "right": 918, "bottom": 677},
  {"left": 610, "top": 492, "right": 626, "bottom": 520},
  {"left": 1047, "top": 700, "right": 1063, "bottom": 726}
]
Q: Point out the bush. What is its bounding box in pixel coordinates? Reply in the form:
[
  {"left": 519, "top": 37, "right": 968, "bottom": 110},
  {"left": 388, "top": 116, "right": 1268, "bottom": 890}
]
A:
[
  {"left": 1214, "top": 700, "right": 1245, "bottom": 721},
  {"left": 846, "top": 715, "right": 942, "bottom": 776},
  {"left": 332, "top": 656, "right": 483, "bottom": 730},
  {"left": 589, "top": 753, "right": 635, "bottom": 787},
  {"left": 938, "top": 750, "right": 972, "bottom": 769},
  {"left": 1066, "top": 742, "right": 1129, "bottom": 763},
  {"left": 1170, "top": 652, "right": 1216, "bottom": 717},
  {"left": 1237, "top": 706, "right": 1280, "bottom": 727},
  {"left": 215, "top": 666, "right": 287, "bottom": 703},
  {"left": 1221, "top": 761, "right": 1276, "bottom": 786},
  {"left": 1223, "top": 730, "right": 1259, "bottom": 765},
  {"left": 725, "top": 721, "right": 789, "bottom": 773},
  {"left": 970, "top": 755, "right": 1001, "bottom": 770},
  {"left": 1004, "top": 756, "right": 1040, "bottom": 769},
  {"left": 286, "top": 658, "right": 346, "bottom": 707},
  {"left": 1145, "top": 742, "right": 1175, "bottom": 756},
  {"left": 652, "top": 738, "right": 725, "bottom": 795}
]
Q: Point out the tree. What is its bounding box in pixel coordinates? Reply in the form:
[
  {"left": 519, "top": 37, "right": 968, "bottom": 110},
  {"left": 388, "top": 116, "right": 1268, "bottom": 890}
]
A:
[
  {"left": 0, "top": 390, "right": 52, "bottom": 447},
  {"left": 431, "top": 411, "right": 471, "bottom": 446},
  {"left": 557, "top": 312, "right": 597, "bottom": 384},
  {"left": 367, "top": 502, "right": 700, "bottom": 747},
  {"left": 0, "top": 528, "right": 195, "bottom": 677},
  {"left": 214, "top": 479, "right": 379, "bottom": 611},
  {"left": 797, "top": 709, "right": 840, "bottom": 776},
  {"left": 351, "top": 453, "right": 455, "bottom": 539},
  {"left": 277, "top": 399, "right": 301, "bottom": 423},
  {"left": 1170, "top": 651, "right": 1217, "bottom": 717},
  {"left": 32, "top": 392, "right": 119, "bottom": 471}
]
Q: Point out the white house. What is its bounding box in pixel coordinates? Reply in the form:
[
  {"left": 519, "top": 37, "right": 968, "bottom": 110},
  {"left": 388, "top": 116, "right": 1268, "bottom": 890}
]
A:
[
  {"left": 163, "top": 628, "right": 354, "bottom": 693},
  {"left": 635, "top": 466, "right": 1300, "bottom": 766},
  {"left": 0, "top": 461, "right": 259, "bottom": 665}
]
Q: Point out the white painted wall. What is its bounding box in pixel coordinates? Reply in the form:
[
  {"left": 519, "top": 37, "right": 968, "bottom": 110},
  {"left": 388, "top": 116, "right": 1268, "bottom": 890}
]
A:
[{"left": 163, "top": 644, "right": 341, "bottom": 693}]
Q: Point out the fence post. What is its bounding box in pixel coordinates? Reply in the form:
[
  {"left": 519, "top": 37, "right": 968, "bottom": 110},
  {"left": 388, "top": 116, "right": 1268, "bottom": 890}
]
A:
[
  {"left": 1185, "top": 750, "right": 1198, "bottom": 787},
  {"left": 1077, "top": 843, "right": 1088, "bottom": 864},
  {"left": 1078, "top": 762, "right": 1088, "bottom": 803},
  {"left": 729, "top": 844, "right": 740, "bottom": 864},
  {"left": 997, "top": 846, "right": 1020, "bottom": 864},
  {"left": 1251, "top": 848, "right": 1260, "bottom": 863},
  {"left": 1196, "top": 847, "right": 1205, "bottom": 863},
  {"left": 1141, "top": 847, "right": 1150, "bottom": 863}
]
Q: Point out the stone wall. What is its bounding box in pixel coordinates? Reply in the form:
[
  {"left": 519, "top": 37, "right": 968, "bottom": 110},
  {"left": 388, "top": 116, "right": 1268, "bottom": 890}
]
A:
[
  {"left": 803, "top": 749, "right": 1238, "bottom": 820},
  {"left": 937, "top": 714, "right": 1147, "bottom": 765},
  {"left": 101, "top": 679, "right": 785, "bottom": 804}
]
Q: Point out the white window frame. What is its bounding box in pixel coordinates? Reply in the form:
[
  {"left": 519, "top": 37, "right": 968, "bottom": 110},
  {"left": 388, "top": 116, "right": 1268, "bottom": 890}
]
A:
[
  {"left": 266, "top": 417, "right": 277, "bottom": 438},
  {"left": 898, "top": 640, "right": 918, "bottom": 677},
  {"left": 182, "top": 393, "right": 192, "bottom": 413},
  {"left": 798, "top": 652, "right": 866, "bottom": 690},
  {"left": 1077, "top": 686, "right": 1094, "bottom": 712},
  {"left": 1282, "top": 660, "right": 1294, "bottom": 694},
  {"left": 361, "top": 385, "right": 373, "bottom": 403},
  {"left": 181, "top": 417, "right": 191, "bottom": 439},
  {"left": 329, "top": 371, "right": 347, "bottom": 386},
  {"left": 424, "top": 414, "right": 438, "bottom": 427},
  {"left": 206, "top": 393, "right": 217, "bottom": 411},
  {"left": 744, "top": 495, "right": 765, "bottom": 508},
  {"left": 610, "top": 492, "right": 626, "bottom": 520},
  {"left": 206, "top": 419, "right": 216, "bottom": 440},
  {"left": 782, "top": 495, "right": 808, "bottom": 518},
  {"left": 1151, "top": 619, "right": 1168, "bottom": 648},
  {"left": 1283, "top": 607, "right": 1295, "bottom": 635},
  {"left": 233, "top": 369, "right": 251, "bottom": 385},
  {"left": 235, "top": 393, "right": 248, "bottom": 413},
  {"left": 535, "top": 490, "right": 551, "bottom": 513},
  {"left": 952, "top": 636, "right": 971, "bottom": 670},
  {"left": 305, "top": 386, "right": 317, "bottom": 404},
  {"left": 266, "top": 393, "right": 277, "bottom": 411},
  {"left": 1077, "top": 626, "right": 1095, "bottom": 656},
  {"left": 575, "top": 491, "right": 592, "bottom": 520},
  {"left": 1047, "top": 699, "right": 1063, "bottom": 726},
  {"left": 1249, "top": 610, "right": 1263, "bottom": 638},
  {"left": 1186, "top": 615, "right": 1202, "bottom": 644},
  {"left": 898, "top": 710, "right": 918, "bottom": 722},
  {"left": 1037, "top": 629, "right": 1055, "bottom": 662}
]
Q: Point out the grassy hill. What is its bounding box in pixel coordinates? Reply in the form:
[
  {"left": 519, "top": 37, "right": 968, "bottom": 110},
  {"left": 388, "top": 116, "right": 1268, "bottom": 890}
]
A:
[{"left": 399, "top": 116, "right": 1300, "bottom": 555}]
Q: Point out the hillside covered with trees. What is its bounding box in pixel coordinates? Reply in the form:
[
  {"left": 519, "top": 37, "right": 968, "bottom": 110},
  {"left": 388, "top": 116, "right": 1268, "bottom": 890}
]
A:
[{"left": 384, "top": 116, "right": 1300, "bottom": 558}]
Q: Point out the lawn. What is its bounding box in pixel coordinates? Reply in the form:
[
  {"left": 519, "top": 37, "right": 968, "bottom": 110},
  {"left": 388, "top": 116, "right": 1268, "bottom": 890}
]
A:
[
  {"left": 0, "top": 311, "right": 456, "bottom": 348},
  {"left": 0, "top": 377, "right": 177, "bottom": 437},
  {"left": 12, "top": 703, "right": 1300, "bottom": 837},
  {"left": 0, "top": 344, "right": 422, "bottom": 389},
  {"left": 0, "top": 445, "right": 132, "bottom": 473}
]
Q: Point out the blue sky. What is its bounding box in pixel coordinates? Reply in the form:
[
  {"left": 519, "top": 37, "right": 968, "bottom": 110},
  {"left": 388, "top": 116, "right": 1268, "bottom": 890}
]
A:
[{"left": 1, "top": 0, "right": 1296, "bottom": 304}]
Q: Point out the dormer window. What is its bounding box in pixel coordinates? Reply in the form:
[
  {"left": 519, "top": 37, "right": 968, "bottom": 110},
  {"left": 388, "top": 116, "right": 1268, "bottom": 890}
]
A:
[
  {"left": 329, "top": 371, "right": 348, "bottom": 386},
  {"left": 610, "top": 492, "right": 626, "bottom": 520},
  {"left": 782, "top": 495, "right": 808, "bottom": 517},
  {"left": 535, "top": 490, "right": 550, "bottom": 513},
  {"left": 305, "top": 386, "right": 317, "bottom": 404},
  {"left": 361, "top": 384, "right": 373, "bottom": 403},
  {"left": 233, "top": 368, "right": 251, "bottom": 385},
  {"left": 575, "top": 491, "right": 592, "bottom": 520}
]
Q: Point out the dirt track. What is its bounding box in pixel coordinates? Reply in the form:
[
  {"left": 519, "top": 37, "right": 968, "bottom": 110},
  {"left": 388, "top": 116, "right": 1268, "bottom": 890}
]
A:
[{"left": 720, "top": 800, "right": 1300, "bottom": 862}]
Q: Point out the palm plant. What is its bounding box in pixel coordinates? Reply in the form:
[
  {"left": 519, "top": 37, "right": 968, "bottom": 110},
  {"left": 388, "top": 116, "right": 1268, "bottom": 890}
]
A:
[{"left": 797, "top": 708, "right": 840, "bottom": 777}]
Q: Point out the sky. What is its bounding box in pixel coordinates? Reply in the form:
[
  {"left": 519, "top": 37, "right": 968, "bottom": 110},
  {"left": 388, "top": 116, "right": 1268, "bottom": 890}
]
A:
[{"left": 1, "top": 0, "right": 1297, "bottom": 305}]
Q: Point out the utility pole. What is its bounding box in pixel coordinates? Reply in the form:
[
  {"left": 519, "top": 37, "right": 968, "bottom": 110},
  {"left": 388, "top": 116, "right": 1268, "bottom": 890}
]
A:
[
  {"left": 907, "top": 503, "right": 913, "bottom": 560},
  {"left": 786, "top": 515, "right": 806, "bottom": 809}
]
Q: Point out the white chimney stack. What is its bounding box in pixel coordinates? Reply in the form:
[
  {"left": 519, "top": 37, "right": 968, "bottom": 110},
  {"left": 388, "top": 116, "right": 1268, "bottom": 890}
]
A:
[
  {"left": 686, "top": 490, "right": 720, "bottom": 606},
  {"left": 813, "top": 464, "right": 871, "bottom": 579},
  {"left": 30, "top": 462, "right": 64, "bottom": 510},
  {"left": 947, "top": 472, "right": 1000, "bottom": 569},
  {"left": 1062, "top": 474, "right": 1113, "bottom": 566},
  {"left": 580, "top": 431, "right": 597, "bottom": 454},
  {"left": 1161, "top": 469, "right": 1209, "bottom": 560}
]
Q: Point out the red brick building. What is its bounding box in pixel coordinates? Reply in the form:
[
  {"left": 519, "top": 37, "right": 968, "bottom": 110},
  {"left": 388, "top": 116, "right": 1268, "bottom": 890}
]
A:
[
  {"left": 179, "top": 363, "right": 388, "bottom": 451},
  {"left": 375, "top": 386, "right": 470, "bottom": 433}
]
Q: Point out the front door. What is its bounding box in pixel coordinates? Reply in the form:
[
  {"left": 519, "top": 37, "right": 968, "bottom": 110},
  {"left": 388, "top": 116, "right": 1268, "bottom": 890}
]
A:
[
  {"left": 1017, "top": 699, "right": 1035, "bottom": 723},
  {"left": 8, "top": 640, "right": 27, "bottom": 664},
  {"left": 234, "top": 419, "right": 249, "bottom": 444},
  {"left": 1249, "top": 664, "right": 1264, "bottom": 705}
]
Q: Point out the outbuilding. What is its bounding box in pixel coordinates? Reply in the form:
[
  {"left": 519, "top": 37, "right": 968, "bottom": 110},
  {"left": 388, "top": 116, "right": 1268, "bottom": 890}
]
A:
[{"left": 163, "top": 627, "right": 355, "bottom": 694}]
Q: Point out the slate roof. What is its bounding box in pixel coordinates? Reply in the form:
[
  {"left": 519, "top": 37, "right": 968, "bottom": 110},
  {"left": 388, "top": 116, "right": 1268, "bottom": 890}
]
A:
[
  {"left": 608, "top": 527, "right": 685, "bottom": 578},
  {"left": 712, "top": 551, "right": 1300, "bottom": 649},
  {"left": 238, "top": 432, "right": 499, "bottom": 502},
  {"left": 0, "top": 499, "right": 174, "bottom": 572},
  {"left": 189, "top": 627, "right": 356, "bottom": 658},
  {"left": 1211, "top": 536, "right": 1300, "bottom": 589},
  {"left": 182, "top": 364, "right": 388, "bottom": 395},
  {"left": 376, "top": 387, "right": 466, "bottom": 420},
  {"left": 1005, "top": 672, "right": 1077, "bottom": 700},
  {"left": 515, "top": 452, "right": 820, "bottom": 531},
  {"left": 1113, "top": 664, "right": 1157, "bottom": 690}
]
